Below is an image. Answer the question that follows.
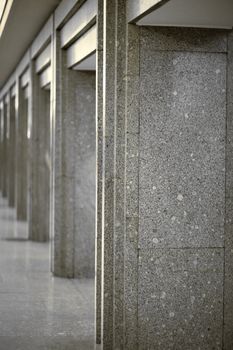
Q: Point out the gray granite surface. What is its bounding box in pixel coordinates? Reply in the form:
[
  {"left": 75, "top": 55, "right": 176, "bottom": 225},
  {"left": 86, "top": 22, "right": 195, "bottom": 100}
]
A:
[
  {"left": 138, "top": 27, "right": 227, "bottom": 350},
  {"left": 139, "top": 50, "right": 226, "bottom": 249}
]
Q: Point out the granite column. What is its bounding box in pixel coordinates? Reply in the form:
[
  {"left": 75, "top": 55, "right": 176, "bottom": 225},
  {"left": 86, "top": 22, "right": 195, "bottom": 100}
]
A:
[
  {"left": 2, "top": 97, "right": 9, "bottom": 199},
  {"left": 8, "top": 92, "right": 16, "bottom": 208},
  {"left": 52, "top": 31, "right": 96, "bottom": 278},
  {"left": 16, "top": 82, "right": 29, "bottom": 221},
  {"left": 29, "top": 63, "right": 51, "bottom": 242},
  {"left": 100, "top": 1, "right": 140, "bottom": 348}
]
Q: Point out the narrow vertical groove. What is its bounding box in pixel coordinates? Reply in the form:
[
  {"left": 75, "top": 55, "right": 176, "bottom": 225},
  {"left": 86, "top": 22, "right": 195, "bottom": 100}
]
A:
[
  {"left": 113, "top": 0, "right": 117, "bottom": 345},
  {"left": 136, "top": 26, "right": 141, "bottom": 350},
  {"left": 101, "top": 0, "right": 106, "bottom": 344},
  {"left": 95, "top": 0, "right": 104, "bottom": 344},
  {"left": 223, "top": 32, "right": 229, "bottom": 350}
]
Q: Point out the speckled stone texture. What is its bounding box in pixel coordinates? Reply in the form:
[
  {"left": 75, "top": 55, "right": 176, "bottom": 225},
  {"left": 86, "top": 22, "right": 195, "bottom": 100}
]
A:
[
  {"left": 140, "top": 27, "right": 227, "bottom": 53},
  {"left": 224, "top": 30, "right": 233, "bottom": 350},
  {"left": 139, "top": 51, "right": 226, "bottom": 249},
  {"left": 8, "top": 96, "right": 16, "bottom": 208},
  {"left": 101, "top": 1, "right": 129, "bottom": 348},
  {"left": 2, "top": 100, "right": 8, "bottom": 198},
  {"left": 29, "top": 64, "right": 51, "bottom": 242},
  {"left": 100, "top": 2, "right": 141, "bottom": 348},
  {"left": 124, "top": 23, "right": 140, "bottom": 350},
  {"left": 138, "top": 249, "right": 224, "bottom": 350},
  {"left": 95, "top": 0, "right": 103, "bottom": 343},
  {"left": 101, "top": 0, "right": 116, "bottom": 346},
  {"left": 138, "top": 27, "right": 227, "bottom": 349},
  {"left": 53, "top": 34, "right": 76, "bottom": 278},
  {"left": 73, "top": 71, "right": 96, "bottom": 278},
  {"left": 0, "top": 108, "right": 3, "bottom": 194},
  {"left": 53, "top": 32, "right": 95, "bottom": 279},
  {"left": 16, "top": 87, "right": 28, "bottom": 222}
]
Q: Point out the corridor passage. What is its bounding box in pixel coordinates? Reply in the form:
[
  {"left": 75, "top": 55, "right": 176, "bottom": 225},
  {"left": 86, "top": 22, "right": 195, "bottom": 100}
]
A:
[{"left": 0, "top": 196, "right": 94, "bottom": 350}]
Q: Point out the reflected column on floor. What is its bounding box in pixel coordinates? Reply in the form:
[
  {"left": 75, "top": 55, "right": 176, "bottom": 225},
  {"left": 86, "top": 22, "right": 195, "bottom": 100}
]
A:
[
  {"left": 16, "top": 75, "right": 29, "bottom": 221},
  {"left": 29, "top": 62, "right": 51, "bottom": 242},
  {"left": 52, "top": 31, "right": 96, "bottom": 278}
]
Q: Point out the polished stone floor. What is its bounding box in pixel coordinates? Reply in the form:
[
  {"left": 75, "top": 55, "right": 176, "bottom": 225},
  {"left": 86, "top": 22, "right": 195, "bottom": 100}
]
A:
[{"left": 0, "top": 196, "right": 95, "bottom": 350}]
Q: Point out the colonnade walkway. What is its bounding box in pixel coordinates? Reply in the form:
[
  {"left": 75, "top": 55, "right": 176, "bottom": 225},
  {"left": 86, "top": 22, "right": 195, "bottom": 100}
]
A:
[{"left": 0, "top": 195, "right": 95, "bottom": 350}]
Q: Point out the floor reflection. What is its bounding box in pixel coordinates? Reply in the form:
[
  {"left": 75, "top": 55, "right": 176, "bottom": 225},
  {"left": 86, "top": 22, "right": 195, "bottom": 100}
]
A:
[{"left": 0, "top": 196, "right": 95, "bottom": 350}]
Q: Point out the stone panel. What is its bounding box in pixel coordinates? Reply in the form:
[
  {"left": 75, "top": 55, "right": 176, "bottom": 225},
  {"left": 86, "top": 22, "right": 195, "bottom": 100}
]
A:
[
  {"left": 224, "top": 198, "right": 233, "bottom": 349},
  {"left": 124, "top": 23, "right": 140, "bottom": 350},
  {"left": 16, "top": 87, "right": 28, "bottom": 222},
  {"left": 224, "top": 29, "right": 233, "bottom": 350},
  {"left": 8, "top": 96, "right": 16, "bottom": 208},
  {"left": 139, "top": 50, "right": 226, "bottom": 249},
  {"left": 53, "top": 32, "right": 96, "bottom": 279},
  {"left": 101, "top": 1, "right": 116, "bottom": 347},
  {"left": 53, "top": 33, "right": 78, "bottom": 278},
  {"left": 29, "top": 64, "right": 51, "bottom": 242},
  {"left": 0, "top": 107, "right": 3, "bottom": 194},
  {"left": 95, "top": 0, "right": 103, "bottom": 343},
  {"left": 140, "top": 27, "right": 227, "bottom": 53},
  {"left": 138, "top": 27, "right": 227, "bottom": 350},
  {"left": 2, "top": 101, "right": 8, "bottom": 198},
  {"left": 74, "top": 71, "right": 96, "bottom": 278},
  {"left": 138, "top": 248, "right": 224, "bottom": 350}
]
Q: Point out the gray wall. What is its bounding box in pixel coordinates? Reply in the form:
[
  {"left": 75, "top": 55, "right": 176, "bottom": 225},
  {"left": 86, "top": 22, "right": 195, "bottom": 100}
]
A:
[
  {"left": 96, "top": 8, "right": 233, "bottom": 346},
  {"left": 225, "top": 30, "right": 233, "bottom": 350},
  {"left": 8, "top": 96, "right": 16, "bottom": 207},
  {"left": 53, "top": 35, "right": 96, "bottom": 278},
  {"left": 138, "top": 27, "right": 227, "bottom": 349},
  {"left": 29, "top": 68, "right": 51, "bottom": 242},
  {"left": 0, "top": 108, "right": 2, "bottom": 194},
  {"left": 2, "top": 101, "right": 8, "bottom": 198},
  {"left": 74, "top": 71, "right": 96, "bottom": 278},
  {"left": 16, "top": 89, "right": 28, "bottom": 221}
]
